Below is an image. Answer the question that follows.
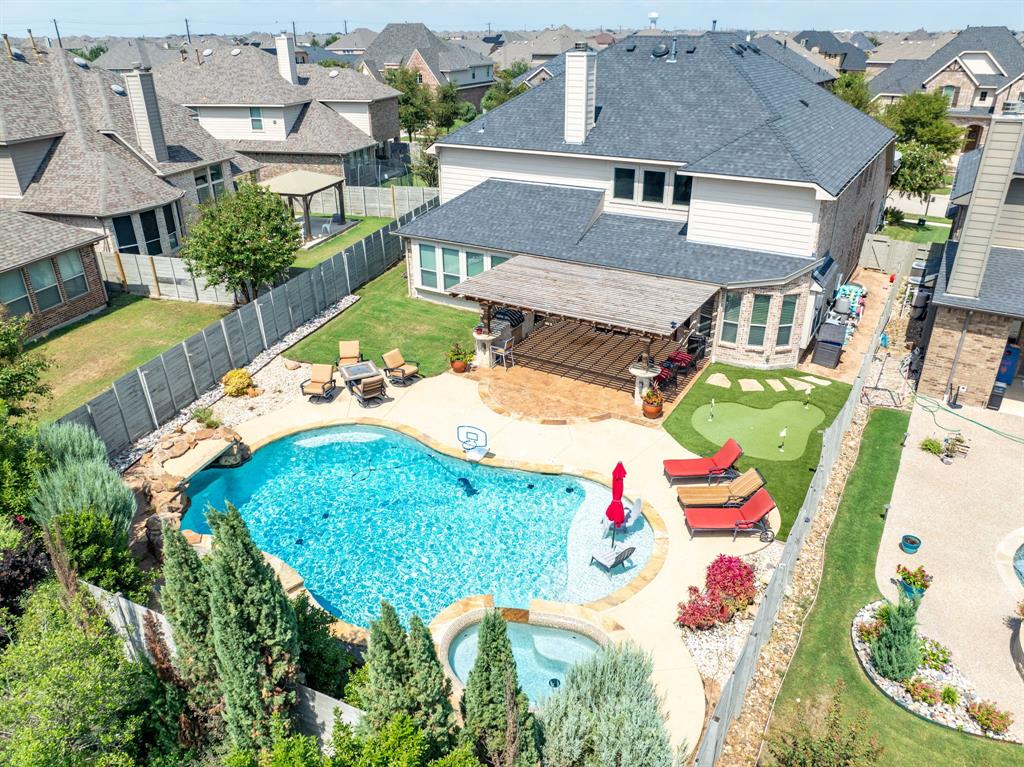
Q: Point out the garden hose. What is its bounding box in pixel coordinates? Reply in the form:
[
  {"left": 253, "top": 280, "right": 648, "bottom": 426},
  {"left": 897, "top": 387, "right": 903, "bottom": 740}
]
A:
[{"left": 912, "top": 391, "right": 1024, "bottom": 446}]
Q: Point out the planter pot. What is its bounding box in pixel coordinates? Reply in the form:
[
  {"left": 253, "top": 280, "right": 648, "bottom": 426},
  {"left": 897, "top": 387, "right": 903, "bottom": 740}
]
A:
[
  {"left": 450, "top": 360, "right": 468, "bottom": 374},
  {"left": 899, "top": 579, "right": 926, "bottom": 601},
  {"left": 900, "top": 535, "right": 921, "bottom": 555},
  {"left": 642, "top": 402, "right": 663, "bottom": 419}
]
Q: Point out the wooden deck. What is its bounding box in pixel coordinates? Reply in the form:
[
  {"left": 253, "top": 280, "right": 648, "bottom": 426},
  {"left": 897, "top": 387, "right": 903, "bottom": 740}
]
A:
[{"left": 511, "top": 321, "right": 704, "bottom": 401}]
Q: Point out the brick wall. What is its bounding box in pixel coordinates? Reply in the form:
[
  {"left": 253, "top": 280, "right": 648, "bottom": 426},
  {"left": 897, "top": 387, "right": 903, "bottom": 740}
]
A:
[
  {"left": 368, "top": 97, "right": 401, "bottom": 143},
  {"left": 245, "top": 153, "right": 345, "bottom": 181},
  {"left": 456, "top": 83, "right": 491, "bottom": 110},
  {"left": 928, "top": 69, "right": 977, "bottom": 109},
  {"left": 20, "top": 243, "right": 108, "bottom": 338},
  {"left": 405, "top": 51, "right": 443, "bottom": 89},
  {"left": 918, "top": 305, "right": 1011, "bottom": 406}
]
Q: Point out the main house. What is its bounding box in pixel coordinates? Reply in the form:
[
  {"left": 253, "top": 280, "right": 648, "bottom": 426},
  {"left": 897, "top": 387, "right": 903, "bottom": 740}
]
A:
[
  {"left": 397, "top": 34, "right": 895, "bottom": 376},
  {"left": 869, "top": 26, "right": 1024, "bottom": 152},
  {"left": 153, "top": 34, "right": 401, "bottom": 182},
  {"left": 918, "top": 115, "right": 1024, "bottom": 411}
]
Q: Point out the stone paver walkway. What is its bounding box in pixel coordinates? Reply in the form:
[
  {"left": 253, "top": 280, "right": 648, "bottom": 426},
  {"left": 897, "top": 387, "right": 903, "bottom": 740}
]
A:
[
  {"left": 707, "top": 373, "right": 731, "bottom": 388},
  {"left": 783, "top": 377, "right": 814, "bottom": 392},
  {"left": 800, "top": 375, "right": 833, "bottom": 386},
  {"left": 766, "top": 379, "right": 787, "bottom": 392},
  {"left": 738, "top": 379, "right": 764, "bottom": 392}
]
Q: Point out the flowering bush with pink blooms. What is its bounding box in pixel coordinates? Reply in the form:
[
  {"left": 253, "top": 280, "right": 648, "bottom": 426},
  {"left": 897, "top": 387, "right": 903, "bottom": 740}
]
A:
[
  {"left": 676, "top": 586, "right": 731, "bottom": 630},
  {"left": 705, "top": 555, "right": 756, "bottom": 613},
  {"left": 968, "top": 701, "right": 1013, "bottom": 735}
]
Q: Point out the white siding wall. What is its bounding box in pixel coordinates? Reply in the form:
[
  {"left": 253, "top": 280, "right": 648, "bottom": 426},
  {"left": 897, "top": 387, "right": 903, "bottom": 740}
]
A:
[
  {"left": 0, "top": 139, "right": 54, "bottom": 198},
  {"left": 324, "top": 101, "right": 372, "bottom": 134},
  {"left": 0, "top": 149, "right": 18, "bottom": 198},
  {"left": 437, "top": 146, "right": 688, "bottom": 222},
  {"left": 196, "top": 105, "right": 288, "bottom": 141},
  {"left": 445, "top": 65, "right": 493, "bottom": 86},
  {"left": 686, "top": 177, "right": 819, "bottom": 257}
]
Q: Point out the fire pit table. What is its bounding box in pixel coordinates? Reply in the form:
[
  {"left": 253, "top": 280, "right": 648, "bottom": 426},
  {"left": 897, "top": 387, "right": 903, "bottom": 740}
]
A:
[{"left": 339, "top": 360, "right": 381, "bottom": 390}]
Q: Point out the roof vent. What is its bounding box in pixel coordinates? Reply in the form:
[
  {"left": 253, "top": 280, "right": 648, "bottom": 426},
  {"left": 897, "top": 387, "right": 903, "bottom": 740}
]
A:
[
  {"left": 72, "top": 55, "right": 89, "bottom": 68},
  {"left": 11, "top": 47, "right": 26, "bottom": 61},
  {"left": 730, "top": 43, "right": 744, "bottom": 56},
  {"left": 202, "top": 48, "right": 213, "bottom": 57},
  {"left": 799, "top": 98, "right": 809, "bottom": 107},
  {"left": 651, "top": 43, "right": 669, "bottom": 58},
  {"left": 110, "top": 83, "right": 126, "bottom": 96},
  {"left": 328, "top": 69, "right": 339, "bottom": 77},
  {"left": 667, "top": 37, "right": 678, "bottom": 63},
  {"left": 748, "top": 42, "right": 761, "bottom": 53},
  {"left": 230, "top": 47, "right": 241, "bottom": 56},
  {"left": 625, "top": 43, "right": 636, "bottom": 52},
  {"left": 686, "top": 45, "right": 697, "bottom": 54}
]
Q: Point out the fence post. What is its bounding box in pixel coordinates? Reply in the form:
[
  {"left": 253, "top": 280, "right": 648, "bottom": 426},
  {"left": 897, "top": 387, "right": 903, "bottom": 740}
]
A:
[
  {"left": 147, "top": 255, "right": 161, "bottom": 298},
  {"left": 112, "top": 250, "right": 129, "bottom": 289},
  {"left": 182, "top": 343, "right": 200, "bottom": 400},
  {"left": 158, "top": 355, "right": 181, "bottom": 409},
  {"left": 253, "top": 299, "right": 269, "bottom": 350},
  {"left": 391, "top": 184, "right": 398, "bottom": 218},
  {"left": 137, "top": 369, "right": 160, "bottom": 429}
]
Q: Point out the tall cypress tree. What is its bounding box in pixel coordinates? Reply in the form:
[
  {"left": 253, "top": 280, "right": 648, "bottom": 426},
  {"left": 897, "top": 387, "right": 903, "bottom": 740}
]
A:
[
  {"left": 206, "top": 505, "right": 300, "bottom": 748},
  {"left": 461, "top": 611, "right": 538, "bottom": 767},
  {"left": 407, "top": 614, "right": 456, "bottom": 760},
  {"left": 362, "top": 601, "right": 414, "bottom": 733},
  {"left": 870, "top": 595, "right": 922, "bottom": 681}
]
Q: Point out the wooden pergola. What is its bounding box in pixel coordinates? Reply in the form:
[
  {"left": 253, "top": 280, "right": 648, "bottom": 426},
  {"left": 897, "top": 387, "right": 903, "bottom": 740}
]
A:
[{"left": 259, "top": 170, "right": 346, "bottom": 242}]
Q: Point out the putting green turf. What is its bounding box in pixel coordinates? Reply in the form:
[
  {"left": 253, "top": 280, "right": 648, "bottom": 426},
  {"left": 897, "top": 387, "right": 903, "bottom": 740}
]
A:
[{"left": 691, "top": 401, "right": 826, "bottom": 460}]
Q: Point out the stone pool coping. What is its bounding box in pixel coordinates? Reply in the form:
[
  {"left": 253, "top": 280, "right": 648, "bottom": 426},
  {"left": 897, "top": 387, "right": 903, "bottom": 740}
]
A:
[{"left": 994, "top": 527, "right": 1024, "bottom": 594}]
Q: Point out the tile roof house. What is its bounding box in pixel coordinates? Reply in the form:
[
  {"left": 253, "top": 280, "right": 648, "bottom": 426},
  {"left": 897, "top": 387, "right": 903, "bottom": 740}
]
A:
[
  {"left": 792, "top": 30, "right": 868, "bottom": 72},
  {"left": 396, "top": 33, "right": 896, "bottom": 374},
  {"left": 358, "top": 23, "right": 495, "bottom": 109},
  {"left": 918, "top": 116, "right": 1024, "bottom": 410},
  {"left": 869, "top": 26, "right": 1024, "bottom": 152},
  {"left": 152, "top": 34, "right": 401, "bottom": 182}
]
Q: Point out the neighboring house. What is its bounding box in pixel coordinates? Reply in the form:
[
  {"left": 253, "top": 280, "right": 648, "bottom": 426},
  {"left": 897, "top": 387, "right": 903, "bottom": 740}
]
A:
[
  {"left": 869, "top": 26, "right": 1024, "bottom": 152},
  {"left": 397, "top": 34, "right": 895, "bottom": 372},
  {"left": 490, "top": 25, "right": 578, "bottom": 68},
  {"left": 326, "top": 28, "right": 378, "bottom": 55},
  {"left": 92, "top": 37, "right": 188, "bottom": 73},
  {"left": 754, "top": 35, "right": 837, "bottom": 84},
  {"left": 0, "top": 45, "right": 257, "bottom": 265},
  {"left": 792, "top": 30, "right": 868, "bottom": 72},
  {"left": 512, "top": 52, "right": 568, "bottom": 89},
  {"left": 918, "top": 115, "right": 1024, "bottom": 410},
  {"left": 358, "top": 23, "right": 495, "bottom": 108},
  {"left": 865, "top": 31, "right": 957, "bottom": 78},
  {"left": 0, "top": 210, "right": 107, "bottom": 337},
  {"left": 153, "top": 35, "right": 400, "bottom": 182}
]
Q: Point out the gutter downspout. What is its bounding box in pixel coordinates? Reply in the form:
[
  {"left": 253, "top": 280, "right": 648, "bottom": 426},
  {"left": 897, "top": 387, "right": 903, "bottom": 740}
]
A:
[{"left": 944, "top": 310, "right": 972, "bottom": 403}]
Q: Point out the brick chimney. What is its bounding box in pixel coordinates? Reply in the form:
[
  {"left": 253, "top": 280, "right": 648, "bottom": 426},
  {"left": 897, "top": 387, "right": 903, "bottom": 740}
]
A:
[
  {"left": 563, "top": 43, "right": 596, "bottom": 145},
  {"left": 122, "top": 64, "right": 169, "bottom": 162},
  {"left": 275, "top": 32, "right": 298, "bottom": 84}
]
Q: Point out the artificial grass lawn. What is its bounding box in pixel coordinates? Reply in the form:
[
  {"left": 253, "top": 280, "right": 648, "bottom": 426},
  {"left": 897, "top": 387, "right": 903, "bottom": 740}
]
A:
[
  {"left": 662, "top": 363, "right": 851, "bottom": 539},
  {"left": 691, "top": 401, "right": 826, "bottom": 461},
  {"left": 291, "top": 216, "right": 394, "bottom": 269},
  {"left": 881, "top": 223, "right": 950, "bottom": 244},
  {"left": 28, "top": 294, "right": 230, "bottom": 423},
  {"left": 769, "top": 408, "right": 1020, "bottom": 767},
  {"left": 285, "top": 265, "right": 477, "bottom": 377}
]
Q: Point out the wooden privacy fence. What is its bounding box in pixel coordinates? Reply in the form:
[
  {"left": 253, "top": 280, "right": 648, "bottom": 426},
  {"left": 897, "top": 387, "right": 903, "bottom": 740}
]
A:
[
  {"left": 310, "top": 184, "right": 439, "bottom": 219},
  {"left": 60, "top": 198, "right": 439, "bottom": 455},
  {"left": 97, "top": 250, "right": 237, "bottom": 304},
  {"left": 859, "top": 234, "right": 934, "bottom": 274}
]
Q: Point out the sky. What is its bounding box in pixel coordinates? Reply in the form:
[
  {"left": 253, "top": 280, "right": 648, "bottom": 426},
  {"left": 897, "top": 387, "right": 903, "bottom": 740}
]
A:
[{"left": 0, "top": 0, "right": 1022, "bottom": 39}]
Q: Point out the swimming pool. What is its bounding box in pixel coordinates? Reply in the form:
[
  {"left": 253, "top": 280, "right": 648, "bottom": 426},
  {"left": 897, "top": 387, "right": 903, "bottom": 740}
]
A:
[
  {"left": 1014, "top": 544, "right": 1024, "bottom": 587},
  {"left": 183, "top": 424, "right": 653, "bottom": 627},
  {"left": 448, "top": 620, "right": 600, "bottom": 705}
]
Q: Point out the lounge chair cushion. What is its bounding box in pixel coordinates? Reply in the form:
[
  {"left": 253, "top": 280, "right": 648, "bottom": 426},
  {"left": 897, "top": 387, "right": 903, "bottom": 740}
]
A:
[
  {"left": 338, "top": 340, "right": 360, "bottom": 363},
  {"left": 310, "top": 364, "right": 335, "bottom": 383},
  {"left": 663, "top": 438, "right": 743, "bottom": 478},
  {"left": 382, "top": 348, "right": 405, "bottom": 369},
  {"left": 683, "top": 488, "right": 775, "bottom": 531},
  {"left": 676, "top": 468, "right": 764, "bottom": 507},
  {"left": 392, "top": 362, "right": 418, "bottom": 377}
]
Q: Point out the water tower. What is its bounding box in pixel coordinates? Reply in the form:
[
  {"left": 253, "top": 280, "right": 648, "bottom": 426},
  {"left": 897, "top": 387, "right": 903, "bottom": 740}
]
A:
[{"left": 648, "top": 12, "right": 659, "bottom": 30}]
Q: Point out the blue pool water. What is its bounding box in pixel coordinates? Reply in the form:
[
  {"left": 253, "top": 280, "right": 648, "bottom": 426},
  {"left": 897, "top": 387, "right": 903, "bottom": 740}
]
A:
[
  {"left": 183, "top": 425, "right": 653, "bottom": 627},
  {"left": 448, "top": 621, "right": 599, "bottom": 705},
  {"left": 1014, "top": 544, "right": 1024, "bottom": 587}
]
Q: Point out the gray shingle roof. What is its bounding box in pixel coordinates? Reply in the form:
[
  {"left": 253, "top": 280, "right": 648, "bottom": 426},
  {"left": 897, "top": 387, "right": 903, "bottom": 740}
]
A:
[
  {"left": 869, "top": 26, "right": 1024, "bottom": 97},
  {"left": 361, "top": 23, "right": 492, "bottom": 83},
  {"left": 440, "top": 34, "right": 894, "bottom": 197},
  {"left": 153, "top": 46, "right": 309, "bottom": 106},
  {"left": 513, "top": 54, "right": 567, "bottom": 87},
  {"left": 92, "top": 38, "right": 186, "bottom": 71},
  {"left": 397, "top": 179, "right": 816, "bottom": 286},
  {"left": 326, "top": 28, "right": 378, "bottom": 52},
  {"left": 933, "top": 241, "right": 1024, "bottom": 318},
  {"left": 0, "top": 210, "right": 103, "bottom": 271},
  {"left": 793, "top": 31, "right": 867, "bottom": 71},
  {"left": 754, "top": 36, "right": 836, "bottom": 84},
  {"left": 296, "top": 64, "right": 400, "bottom": 102}
]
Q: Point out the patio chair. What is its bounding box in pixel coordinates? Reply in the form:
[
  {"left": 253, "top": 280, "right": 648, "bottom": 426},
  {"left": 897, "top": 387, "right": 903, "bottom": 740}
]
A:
[
  {"left": 382, "top": 348, "right": 420, "bottom": 386},
  {"left": 676, "top": 468, "right": 765, "bottom": 508},
  {"left": 663, "top": 438, "right": 743, "bottom": 484},
  {"left": 353, "top": 374, "right": 387, "bottom": 407},
  {"left": 491, "top": 338, "right": 515, "bottom": 369},
  {"left": 603, "top": 496, "right": 642, "bottom": 535},
  {"left": 590, "top": 545, "right": 636, "bottom": 571},
  {"left": 301, "top": 364, "right": 337, "bottom": 401},
  {"left": 338, "top": 340, "right": 363, "bottom": 367},
  {"left": 682, "top": 487, "right": 776, "bottom": 542}
]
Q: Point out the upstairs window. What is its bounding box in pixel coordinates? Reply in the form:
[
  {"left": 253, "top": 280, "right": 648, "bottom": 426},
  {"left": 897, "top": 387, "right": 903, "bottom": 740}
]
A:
[
  {"left": 672, "top": 174, "right": 693, "bottom": 206},
  {"left": 56, "top": 250, "right": 88, "bottom": 299},
  {"left": 210, "top": 165, "right": 225, "bottom": 197},
  {"left": 613, "top": 168, "right": 635, "bottom": 200},
  {"left": 0, "top": 270, "right": 31, "bottom": 316},
  {"left": 27, "top": 259, "right": 61, "bottom": 311},
  {"left": 642, "top": 170, "right": 666, "bottom": 203},
  {"left": 747, "top": 294, "right": 772, "bottom": 347},
  {"left": 249, "top": 107, "right": 263, "bottom": 130},
  {"left": 196, "top": 166, "right": 225, "bottom": 203},
  {"left": 112, "top": 215, "right": 139, "bottom": 254},
  {"left": 139, "top": 209, "right": 162, "bottom": 255},
  {"left": 720, "top": 292, "right": 741, "bottom": 344},
  {"left": 978, "top": 90, "right": 988, "bottom": 102}
]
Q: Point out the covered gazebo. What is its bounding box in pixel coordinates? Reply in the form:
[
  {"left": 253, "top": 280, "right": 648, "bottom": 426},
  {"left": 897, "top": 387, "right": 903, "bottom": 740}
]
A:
[{"left": 260, "top": 170, "right": 346, "bottom": 242}]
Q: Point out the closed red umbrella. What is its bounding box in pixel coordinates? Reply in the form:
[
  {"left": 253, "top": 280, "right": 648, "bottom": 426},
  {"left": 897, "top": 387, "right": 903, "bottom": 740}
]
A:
[
  {"left": 605, "top": 462, "right": 628, "bottom": 545},
  {"left": 611, "top": 461, "right": 626, "bottom": 501}
]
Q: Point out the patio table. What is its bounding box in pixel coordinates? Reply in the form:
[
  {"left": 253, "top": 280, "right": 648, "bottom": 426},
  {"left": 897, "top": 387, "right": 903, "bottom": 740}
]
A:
[{"left": 339, "top": 361, "right": 381, "bottom": 390}]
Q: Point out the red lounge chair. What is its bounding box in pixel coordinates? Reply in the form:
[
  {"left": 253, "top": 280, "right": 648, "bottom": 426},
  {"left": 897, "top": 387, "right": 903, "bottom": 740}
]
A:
[
  {"left": 683, "top": 488, "right": 776, "bottom": 542},
  {"left": 663, "top": 438, "right": 742, "bottom": 484}
]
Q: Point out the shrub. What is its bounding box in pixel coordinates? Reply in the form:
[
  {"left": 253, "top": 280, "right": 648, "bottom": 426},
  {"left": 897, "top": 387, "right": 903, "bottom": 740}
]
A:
[
  {"left": 705, "top": 554, "right": 756, "bottom": 614},
  {"left": 446, "top": 342, "right": 473, "bottom": 364},
  {"left": 856, "top": 619, "right": 885, "bottom": 644},
  {"left": 0, "top": 523, "right": 49, "bottom": 618},
  {"left": 0, "top": 515, "right": 21, "bottom": 552},
  {"left": 292, "top": 595, "right": 354, "bottom": 698},
  {"left": 343, "top": 662, "right": 369, "bottom": 709},
  {"left": 920, "top": 638, "right": 951, "bottom": 670},
  {"left": 30, "top": 460, "right": 136, "bottom": 538},
  {"left": 967, "top": 700, "right": 1013, "bottom": 735},
  {"left": 919, "top": 437, "right": 943, "bottom": 455},
  {"left": 55, "top": 509, "right": 154, "bottom": 603},
  {"left": 191, "top": 406, "right": 221, "bottom": 429},
  {"left": 1017, "top": 600, "right": 1024, "bottom": 620},
  {"left": 902, "top": 677, "right": 940, "bottom": 705},
  {"left": 222, "top": 368, "right": 254, "bottom": 397},
  {"left": 676, "top": 585, "right": 730, "bottom": 630},
  {"left": 0, "top": 407, "right": 43, "bottom": 517},
  {"left": 941, "top": 686, "right": 960, "bottom": 707},
  {"left": 884, "top": 206, "right": 905, "bottom": 225},
  {"left": 896, "top": 564, "right": 933, "bottom": 591},
  {"left": 870, "top": 596, "right": 921, "bottom": 682},
  {"left": 37, "top": 422, "right": 107, "bottom": 469}
]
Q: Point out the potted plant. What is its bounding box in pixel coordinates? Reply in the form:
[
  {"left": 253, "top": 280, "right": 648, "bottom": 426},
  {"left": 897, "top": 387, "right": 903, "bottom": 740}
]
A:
[
  {"left": 642, "top": 386, "right": 664, "bottom": 419},
  {"left": 896, "top": 563, "right": 933, "bottom": 600},
  {"left": 447, "top": 342, "right": 472, "bottom": 373}
]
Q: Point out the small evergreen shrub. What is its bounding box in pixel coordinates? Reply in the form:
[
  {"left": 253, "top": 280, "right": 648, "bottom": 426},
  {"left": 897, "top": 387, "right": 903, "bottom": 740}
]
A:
[
  {"left": 191, "top": 406, "right": 221, "bottom": 429},
  {"left": 967, "top": 701, "right": 1013, "bottom": 735},
  {"left": 941, "top": 686, "right": 960, "bottom": 707},
  {"left": 343, "top": 662, "right": 369, "bottom": 709},
  {"left": 870, "top": 596, "right": 921, "bottom": 682},
  {"left": 884, "top": 206, "right": 905, "bottom": 225},
  {"left": 705, "top": 554, "right": 756, "bottom": 614},
  {"left": 676, "top": 586, "right": 730, "bottom": 630},
  {"left": 37, "top": 422, "right": 107, "bottom": 469},
  {"left": 222, "top": 368, "right": 254, "bottom": 397},
  {"left": 292, "top": 595, "right": 354, "bottom": 698},
  {"left": 30, "top": 460, "right": 136, "bottom": 538},
  {"left": 55, "top": 509, "right": 154, "bottom": 603},
  {"left": 919, "top": 437, "right": 943, "bottom": 455},
  {"left": 920, "top": 638, "right": 951, "bottom": 670},
  {"left": 901, "top": 677, "right": 940, "bottom": 705}
]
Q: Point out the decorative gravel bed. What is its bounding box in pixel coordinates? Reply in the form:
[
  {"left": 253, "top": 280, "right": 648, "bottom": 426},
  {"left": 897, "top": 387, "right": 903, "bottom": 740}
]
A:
[
  {"left": 682, "top": 542, "right": 784, "bottom": 685},
  {"left": 852, "top": 600, "right": 1021, "bottom": 743},
  {"left": 112, "top": 295, "right": 359, "bottom": 473}
]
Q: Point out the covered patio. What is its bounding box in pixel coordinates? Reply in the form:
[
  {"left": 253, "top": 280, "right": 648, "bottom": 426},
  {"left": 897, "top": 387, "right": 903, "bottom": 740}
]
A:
[
  {"left": 260, "top": 170, "right": 350, "bottom": 243},
  {"left": 450, "top": 256, "right": 718, "bottom": 402}
]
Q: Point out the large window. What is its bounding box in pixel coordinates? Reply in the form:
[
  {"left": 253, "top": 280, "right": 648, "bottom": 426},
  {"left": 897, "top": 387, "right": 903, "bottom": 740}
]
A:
[
  {"left": 139, "top": 209, "right": 161, "bottom": 255},
  {"left": 941, "top": 84, "right": 957, "bottom": 106},
  {"left": 27, "top": 259, "right": 61, "bottom": 311},
  {"left": 613, "top": 167, "right": 635, "bottom": 200},
  {"left": 442, "top": 247, "right": 461, "bottom": 290},
  {"left": 195, "top": 165, "right": 225, "bottom": 203},
  {"left": 642, "top": 170, "right": 666, "bottom": 203},
  {"left": 466, "top": 251, "right": 485, "bottom": 277},
  {"left": 776, "top": 294, "right": 798, "bottom": 347},
  {"left": 418, "top": 244, "right": 437, "bottom": 288},
  {"left": 112, "top": 215, "right": 139, "bottom": 254},
  {"left": 163, "top": 204, "right": 179, "bottom": 249},
  {"left": 720, "top": 292, "right": 741, "bottom": 344},
  {"left": 0, "top": 270, "right": 31, "bottom": 316},
  {"left": 249, "top": 107, "right": 263, "bottom": 130},
  {"left": 672, "top": 174, "right": 692, "bottom": 206},
  {"left": 747, "top": 294, "right": 772, "bottom": 347},
  {"left": 57, "top": 251, "right": 88, "bottom": 300},
  {"left": 210, "top": 165, "right": 225, "bottom": 197},
  {"left": 489, "top": 255, "right": 509, "bottom": 268}
]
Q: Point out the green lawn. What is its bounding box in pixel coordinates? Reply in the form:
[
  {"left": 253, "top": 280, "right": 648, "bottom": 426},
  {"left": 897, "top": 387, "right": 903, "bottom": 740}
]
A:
[
  {"left": 27, "top": 294, "right": 230, "bottom": 423},
  {"left": 882, "top": 223, "right": 950, "bottom": 244},
  {"left": 382, "top": 173, "right": 429, "bottom": 188},
  {"left": 285, "top": 265, "right": 477, "bottom": 377},
  {"left": 292, "top": 216, "right": 394, "bottom": 269},
  {"left": 769, "top": 408, "right": 1019, "bottom": 766},
  {"left": 662, "top": 364, "right": 851, "bottom": 539}
]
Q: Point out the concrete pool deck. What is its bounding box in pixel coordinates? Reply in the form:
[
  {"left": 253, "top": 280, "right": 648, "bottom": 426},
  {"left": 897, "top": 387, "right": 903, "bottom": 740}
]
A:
[{"left": 164, "top": 372, "right": 781, "bottom": 750}]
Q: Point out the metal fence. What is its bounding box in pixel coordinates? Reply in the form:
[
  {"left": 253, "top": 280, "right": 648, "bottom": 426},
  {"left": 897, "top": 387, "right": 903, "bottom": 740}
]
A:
[
  {"left": 693, "top": 253, "right": 911, "bottom": 766},
  {"left": 60, "top": 198, "right": 440, "bottom": 455}
]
